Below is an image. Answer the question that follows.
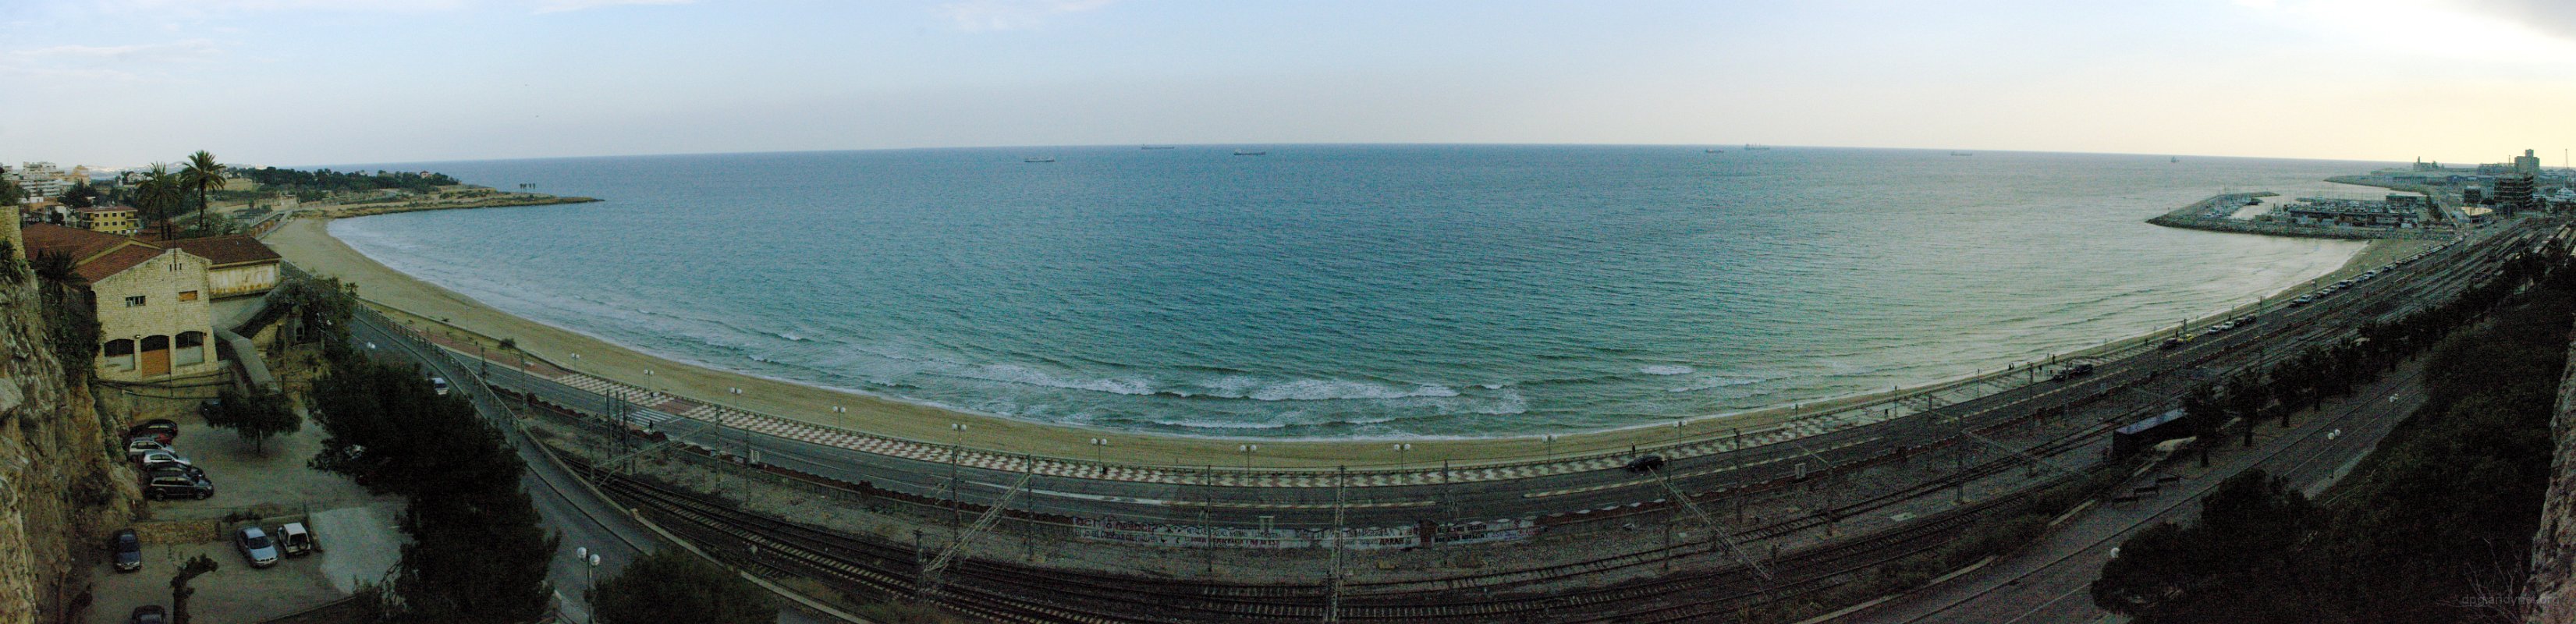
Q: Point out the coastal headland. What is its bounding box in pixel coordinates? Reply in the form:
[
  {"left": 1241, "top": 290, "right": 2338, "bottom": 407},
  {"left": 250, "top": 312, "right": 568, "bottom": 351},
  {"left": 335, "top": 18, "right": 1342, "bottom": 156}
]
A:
[{"left": 265, "top": 210, "right": 2427, "bottom": 473}]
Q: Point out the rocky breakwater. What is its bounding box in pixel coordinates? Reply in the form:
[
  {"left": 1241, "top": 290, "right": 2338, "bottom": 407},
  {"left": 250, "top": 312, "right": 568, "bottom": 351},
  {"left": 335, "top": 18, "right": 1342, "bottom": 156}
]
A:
[{"left": 0, "top": 263, "right": 137, "bottom": 623}]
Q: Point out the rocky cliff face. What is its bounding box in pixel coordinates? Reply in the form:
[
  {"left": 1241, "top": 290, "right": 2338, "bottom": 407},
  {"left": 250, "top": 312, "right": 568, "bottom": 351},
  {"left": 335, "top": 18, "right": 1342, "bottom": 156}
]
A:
[
  {"left": 0, "top": 274, "right": 135, "bottom": 624},
  {"left": 2533, "top": 336, "right": 2576, "bottom": 623}
]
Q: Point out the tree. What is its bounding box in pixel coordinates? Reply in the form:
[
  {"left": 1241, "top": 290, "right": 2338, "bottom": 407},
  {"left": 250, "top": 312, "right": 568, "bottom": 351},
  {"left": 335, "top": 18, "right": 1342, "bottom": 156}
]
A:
[
  {"left": 393, "top": 488, "right": 558, "bottom": 624},
  {"left": 208, "top": 387, "right": 303, "bottom": 453},
  {"left": 306, "top": 350, "right": 557, "bottom": 624},
  {"left": 136, "top": 164, "right": 184, "bottom": 241},
  {"left": 2091, "top": 470, "right": 2318, "bottom": 624},
  {"left": 589, "top": 548, "right": 778, "bottom": 624},
  {"left": 58, "top": 180, "right": 98, "bottom": 209},
  {"left": 182, "top": 151, "right": 227, "bottom": 235},
  {"left": 169, "top": 555, "right": 219, "bottom": 624}
]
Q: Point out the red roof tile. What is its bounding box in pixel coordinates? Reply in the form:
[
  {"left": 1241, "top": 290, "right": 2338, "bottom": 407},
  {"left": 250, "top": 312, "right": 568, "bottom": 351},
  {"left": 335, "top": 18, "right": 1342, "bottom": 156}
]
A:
[
  {"left": 72, "top": 246, "right": 166, "bottom": 284},
  {"left": 167, "top": 236, "right": 281, "bottom": 267},
  {"left": 20, "top": 223, "right": 150, "bottom": 265}
]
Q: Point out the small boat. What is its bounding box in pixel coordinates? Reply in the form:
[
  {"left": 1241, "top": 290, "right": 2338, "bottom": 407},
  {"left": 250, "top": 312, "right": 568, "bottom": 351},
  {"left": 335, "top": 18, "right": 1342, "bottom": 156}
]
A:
[
  {"left": 1233, "top": 150, "right": 1267, "bottom": 156},
  {"left": 1950, "top": 151, "right": 1974, "bottom": 156},
  {"left": 1705, "top": 148, "right": 1725, "bottom": 154},
  {"left": 2170, "top": 156, "right": 2180, "bottom": 163},
  {"left": 1024, "top": 157, "right": 1056, "bottom": 163},
  {"left": 1743, "top": 144, "right": 1772, "bottom": 151},
  {"left": 1141, "top": 145, "right": 1176, "bottom": 150}
]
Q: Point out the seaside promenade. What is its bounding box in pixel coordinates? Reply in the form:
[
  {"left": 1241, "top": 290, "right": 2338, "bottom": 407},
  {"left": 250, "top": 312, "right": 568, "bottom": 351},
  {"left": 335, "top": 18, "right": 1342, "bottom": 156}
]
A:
[{"left": 262, "top": 215, "right": 2426, "bottom": 476}]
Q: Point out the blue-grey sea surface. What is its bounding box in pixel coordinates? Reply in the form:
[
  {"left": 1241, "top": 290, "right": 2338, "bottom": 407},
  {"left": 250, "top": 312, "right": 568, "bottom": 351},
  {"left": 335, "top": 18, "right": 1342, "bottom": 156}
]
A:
[{"left": 331, "top": 146, "right": 2372, "bottom": 438}]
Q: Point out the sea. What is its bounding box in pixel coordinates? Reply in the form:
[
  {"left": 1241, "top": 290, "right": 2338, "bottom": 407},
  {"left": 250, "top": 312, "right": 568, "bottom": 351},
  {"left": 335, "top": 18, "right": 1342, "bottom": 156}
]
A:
[{"left": 329, "top": 145, "right": 2379, "bottom": 438}]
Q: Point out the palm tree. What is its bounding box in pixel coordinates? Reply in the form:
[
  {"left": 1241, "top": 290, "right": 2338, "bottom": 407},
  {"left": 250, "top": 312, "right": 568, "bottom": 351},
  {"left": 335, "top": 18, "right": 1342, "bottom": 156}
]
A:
[
  {"left": 137, "top": 164, "right": 183, "bottom": 240},
  {"left": 180, "top": 151, "right": 226, "bottom": 236}
]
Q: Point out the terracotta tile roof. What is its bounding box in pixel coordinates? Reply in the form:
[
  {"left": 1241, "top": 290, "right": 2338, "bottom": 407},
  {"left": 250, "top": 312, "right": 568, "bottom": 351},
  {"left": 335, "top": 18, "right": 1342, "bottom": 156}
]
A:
[
  {"left": 72, "top": 246, "right": 166, "bottom": 284},
  {"left": 20, "top": 223, "right": 151, "bottom": 265},
  {"left": 166, "top": 236, "right": 281, "bottom": 267}
]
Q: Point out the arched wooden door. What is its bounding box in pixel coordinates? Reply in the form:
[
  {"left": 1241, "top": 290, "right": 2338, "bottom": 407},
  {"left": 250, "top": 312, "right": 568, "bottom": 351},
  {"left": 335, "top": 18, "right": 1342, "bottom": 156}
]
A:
[{"left": 140, "top": 335, "right": 171, "bottom": 377}]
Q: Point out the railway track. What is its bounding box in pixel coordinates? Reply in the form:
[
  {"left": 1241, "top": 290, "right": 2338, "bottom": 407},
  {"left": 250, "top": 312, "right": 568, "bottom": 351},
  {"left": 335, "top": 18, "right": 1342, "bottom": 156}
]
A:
[{"left": 584, "top": 432, "right": 2085, "bottom": 623}]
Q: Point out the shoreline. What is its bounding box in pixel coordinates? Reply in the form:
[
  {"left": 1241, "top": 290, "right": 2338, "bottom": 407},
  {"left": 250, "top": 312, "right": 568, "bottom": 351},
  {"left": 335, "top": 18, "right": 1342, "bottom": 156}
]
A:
[
  {"left": 304, "top": 192, "right": 602, "bottom": 219},
  {"left": 267, "top": 214, "right": 2414, "bottom": 468}
]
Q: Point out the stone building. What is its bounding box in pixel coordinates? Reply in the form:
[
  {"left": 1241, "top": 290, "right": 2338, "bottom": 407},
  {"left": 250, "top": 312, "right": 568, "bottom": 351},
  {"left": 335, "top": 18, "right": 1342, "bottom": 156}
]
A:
[
  {"left": 168, "top": 236, "right": 282, "bottom": 298},
  {"left": 19, "top": 224, "right": 228, "bottom": 382}
]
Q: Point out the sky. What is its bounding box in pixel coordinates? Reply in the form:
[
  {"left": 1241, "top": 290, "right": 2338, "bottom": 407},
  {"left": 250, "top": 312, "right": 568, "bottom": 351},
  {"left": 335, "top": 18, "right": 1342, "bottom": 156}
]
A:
[{"left": 2, "top": 0, "right": 2574, "bottom": 168}]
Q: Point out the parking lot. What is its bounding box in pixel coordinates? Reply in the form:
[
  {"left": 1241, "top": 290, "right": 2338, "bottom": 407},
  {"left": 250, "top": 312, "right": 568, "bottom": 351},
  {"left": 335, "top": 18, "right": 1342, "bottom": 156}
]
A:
[{"left": 90, "top": 394, "right": 404, "bottom": 623}]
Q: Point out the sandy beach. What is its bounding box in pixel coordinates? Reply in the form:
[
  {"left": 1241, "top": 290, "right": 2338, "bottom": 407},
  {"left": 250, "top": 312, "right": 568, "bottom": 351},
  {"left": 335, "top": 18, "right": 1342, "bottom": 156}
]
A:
[{"left": 264, "top": 215, "right": 2420, "bottom": 470}]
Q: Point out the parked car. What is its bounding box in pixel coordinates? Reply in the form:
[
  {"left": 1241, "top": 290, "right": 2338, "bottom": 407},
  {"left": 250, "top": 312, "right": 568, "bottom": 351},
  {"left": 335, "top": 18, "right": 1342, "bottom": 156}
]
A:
[
  {"left": 430, "top": 376, "right": 451, "bottom": 396},
  {"left": 142, "top": 469, "right": 214, "bottom": 501},
  {"left": 126, "top": 419, "right": 179, "bottom": 445},
  {"left": 112, "top": 529, "right": 143, "bottom": 573},
  {"left": 235, "top": 526, "right": 281, "bottom": 568},
  {"left": 136, "top": 450, "right": 197, "bottom": 475},
  {"left": 1623, "top": 455, "right": 1666, "bottom": 473},
  {"left": 123, "top": 438, "right": 172, "bottom": 462},
  {"left": 277, "top": 523, "right": 316, "bottom": 557},
  {"left": 127, "top": 605, "right": 166, "bottom": 624},
  {"left": 2159, "top": 337, "right": 2186, "bottom": 350}
]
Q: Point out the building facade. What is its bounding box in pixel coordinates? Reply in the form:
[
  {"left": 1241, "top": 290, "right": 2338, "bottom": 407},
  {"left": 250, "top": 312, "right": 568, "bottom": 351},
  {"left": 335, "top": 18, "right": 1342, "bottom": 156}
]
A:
[
  {"left": 88, "top": 248, "right": 221, "bottom": 381},
  {"left": 18, "top": 224, "right": 245, "bottom": 382},
  {"left": 74, "top": 205, "right": 139, "bottom": 236},
  {"left": 169, "top": 236, "right": 283, "bottom": 298},
  {"left": 2498, "top": 176, "right": 2539, "bottom": 215}
]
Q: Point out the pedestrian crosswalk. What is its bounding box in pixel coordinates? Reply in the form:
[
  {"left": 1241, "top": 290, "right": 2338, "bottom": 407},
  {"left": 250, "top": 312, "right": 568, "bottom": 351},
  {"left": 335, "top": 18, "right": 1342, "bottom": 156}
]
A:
[{"left": 439, "top": 341, "right": 1939, "bottom": 488}]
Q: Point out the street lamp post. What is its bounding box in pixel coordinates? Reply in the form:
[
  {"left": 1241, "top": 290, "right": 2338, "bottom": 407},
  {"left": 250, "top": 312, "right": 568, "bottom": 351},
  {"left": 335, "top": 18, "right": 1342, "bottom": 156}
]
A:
[
  {"left": 1238, "top": 444, "right": 1259, "bottom": 471},
  {"left": 949, "top": 423, "right": 968, "bottom": 528},
  {"left": 1090, "top": 438, "right": 1109, "bottom": 466},
  {"left": 1542, "top": 434, "right": 1558, "bottom": 461},
  {"left": 573, "top": 546, "right": 601, "bottom": 594},
  {"left": 1391, "top": 443, "right": 1412, "bottom": 468}
]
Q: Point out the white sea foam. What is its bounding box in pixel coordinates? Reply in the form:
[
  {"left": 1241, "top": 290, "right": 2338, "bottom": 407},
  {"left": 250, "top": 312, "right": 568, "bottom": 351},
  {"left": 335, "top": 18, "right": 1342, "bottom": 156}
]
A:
[
  {"left": 1668, "top": 372, "right": 1787, "bottom": 394},
  {"left": 1639, "top": 365, "right": 1695, "bottom": 376},
  {"left": 1244, "top": 379, "right": 1459, "bottom": 402},
  {"left": 960, "top": 363, "right": 1158, "bottom": 396}
]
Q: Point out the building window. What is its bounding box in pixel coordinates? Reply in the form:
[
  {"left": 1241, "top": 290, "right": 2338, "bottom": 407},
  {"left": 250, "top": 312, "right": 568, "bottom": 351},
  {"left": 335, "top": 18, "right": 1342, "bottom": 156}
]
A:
[
  {"left": 178, "top": 290, "right": 199, "bottom": 302},
  {"left": 102, "top": 339, "right": 136, "bottom": 371},
  {"left": 174, "top": 332, "right": 208, "bottom": 367},
  {"left": 123, "top": 296, "right": 146, "bottom": 307}
]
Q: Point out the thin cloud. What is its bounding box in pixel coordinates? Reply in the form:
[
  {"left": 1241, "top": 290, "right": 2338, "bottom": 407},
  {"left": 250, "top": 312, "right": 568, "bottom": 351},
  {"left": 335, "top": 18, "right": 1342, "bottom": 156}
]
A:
[
  {"left": 89, "top": 0, "right": 466, "bottom": 15},
  {"left": 2454, "top": 0, "right": 2576, "bottom": 40},
  {"left": 88, "top": 0, "right": 687, "bottom": 16},
  {"left": 939, "top": 0, "right": 1113, "bottom": 31},
  {"left": 533, "top": 0, "right": 696, "bottom": 14},
  {"left": 0, "top": 38, "right": 222, "bottom": 80}
]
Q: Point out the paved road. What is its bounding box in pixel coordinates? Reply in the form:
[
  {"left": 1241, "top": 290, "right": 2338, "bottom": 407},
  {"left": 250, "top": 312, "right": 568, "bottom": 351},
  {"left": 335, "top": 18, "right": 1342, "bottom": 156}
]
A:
[
  {"left": 1832, "top": 218, "right": 2576, "bottom": 624},
  {"left": 353, "top": 319, "right": 831, "bottom": 624},
  {"left": 452, "top": 218, "right": 2547, "bottom": 534},
  {"left": 1845, "top": 359, "right": 2435, "bottom": 624}
]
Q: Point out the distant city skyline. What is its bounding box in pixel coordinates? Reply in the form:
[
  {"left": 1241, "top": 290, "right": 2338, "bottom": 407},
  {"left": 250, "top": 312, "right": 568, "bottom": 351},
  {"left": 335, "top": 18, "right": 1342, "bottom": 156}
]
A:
[{"left": 3, "top": 0, "right": 2573, "bottom": 168}]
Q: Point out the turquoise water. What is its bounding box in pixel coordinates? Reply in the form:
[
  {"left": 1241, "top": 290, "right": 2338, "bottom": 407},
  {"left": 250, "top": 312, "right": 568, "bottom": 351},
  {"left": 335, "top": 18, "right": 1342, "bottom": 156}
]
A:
[{"left": 331, "top": 146, "right": 2371, "bottom": 438}]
